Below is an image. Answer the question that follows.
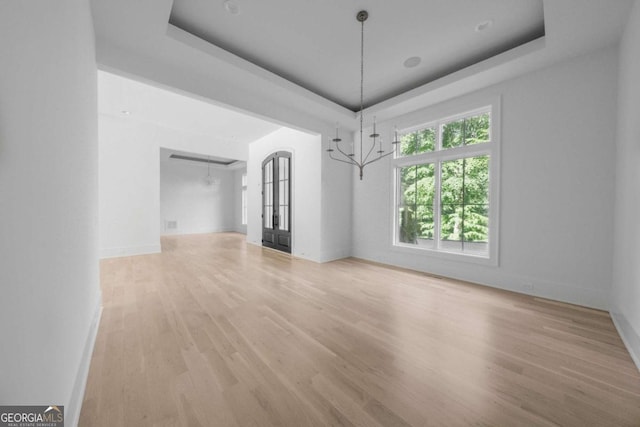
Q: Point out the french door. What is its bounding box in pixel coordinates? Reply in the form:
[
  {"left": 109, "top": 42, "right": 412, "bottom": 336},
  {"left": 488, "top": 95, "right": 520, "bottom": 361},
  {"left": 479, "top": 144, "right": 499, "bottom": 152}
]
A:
[{"left": 262, "top": 152, "right": 291, "bottom": 253}]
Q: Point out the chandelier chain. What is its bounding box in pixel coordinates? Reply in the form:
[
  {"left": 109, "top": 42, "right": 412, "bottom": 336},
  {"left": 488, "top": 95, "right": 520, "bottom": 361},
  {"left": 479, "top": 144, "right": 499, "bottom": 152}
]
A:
[{"left": 359, "top": 16, "right": 364, "bottom": 165}]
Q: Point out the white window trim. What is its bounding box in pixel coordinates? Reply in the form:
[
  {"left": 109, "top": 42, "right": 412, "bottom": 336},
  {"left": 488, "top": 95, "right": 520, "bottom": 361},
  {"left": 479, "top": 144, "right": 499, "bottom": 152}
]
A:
[{"left": 390, "top": 97, "right": 501, "bottom": 266}]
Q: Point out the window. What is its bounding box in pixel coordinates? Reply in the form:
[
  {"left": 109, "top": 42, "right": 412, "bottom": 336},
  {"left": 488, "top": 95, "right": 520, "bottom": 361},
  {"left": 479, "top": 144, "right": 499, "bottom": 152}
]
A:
[
  {"left": 393, "top": 105, "right": 498, "bottom": 262},
  {"left": 241, "top": 173, "right": 248, "bottom": 225}
]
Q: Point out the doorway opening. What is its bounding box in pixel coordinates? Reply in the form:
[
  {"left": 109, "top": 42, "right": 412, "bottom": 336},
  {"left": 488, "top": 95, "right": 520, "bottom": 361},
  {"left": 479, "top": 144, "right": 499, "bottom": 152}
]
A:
[{"left": 262, "top": 151, "right": 291, "bottom": 253}]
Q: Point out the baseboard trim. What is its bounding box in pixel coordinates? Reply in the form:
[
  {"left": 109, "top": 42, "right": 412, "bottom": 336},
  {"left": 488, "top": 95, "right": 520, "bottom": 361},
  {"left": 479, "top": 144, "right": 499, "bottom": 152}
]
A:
[
  {"left": 352, "top": 250, "right": 609, "bottom": 310},
  {"left": 611, "top": 311, "right": 640, "bottom": 373},
  {"left": 320, "top": 247, "right": 352, "bottom": 263},
  {"left": 160, "top": 228, "right": 237, "bottom": 236},
  {"left": 67, "top": 292, "right": 103, "bottom": 427},
  {"left": 100, "top": 244, "right": 161, "bottom": 259}
]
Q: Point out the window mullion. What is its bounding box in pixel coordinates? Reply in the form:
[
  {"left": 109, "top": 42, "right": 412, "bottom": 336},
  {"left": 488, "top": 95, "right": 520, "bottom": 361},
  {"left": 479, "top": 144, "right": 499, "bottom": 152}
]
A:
[
  {"left": 434, "top": 160, "right": 442, "bottom": 250},
  {"left": 433, "top": 125, "right": 442, "bottom": 249},
  {"left": 395, "top": 167, "right": 401, "bottom": 244},
  {"left": 461, "top": 119, "right": 467, "bottom": 253},
  {"left": 461, "top": 157, "right": 467, "bottom": 253}
]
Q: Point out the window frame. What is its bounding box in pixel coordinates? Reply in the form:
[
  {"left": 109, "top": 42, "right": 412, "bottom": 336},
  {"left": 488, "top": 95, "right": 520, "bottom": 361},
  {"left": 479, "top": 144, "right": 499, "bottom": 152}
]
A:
[{"left": 391, "top": 99, "right": 500, "bottom": 266}]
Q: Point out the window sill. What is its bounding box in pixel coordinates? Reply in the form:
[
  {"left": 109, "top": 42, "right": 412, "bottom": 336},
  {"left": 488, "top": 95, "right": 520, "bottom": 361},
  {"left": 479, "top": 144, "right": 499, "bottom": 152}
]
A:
[{"left": 390, "top": 242, "right": 498, "bottom": 267}]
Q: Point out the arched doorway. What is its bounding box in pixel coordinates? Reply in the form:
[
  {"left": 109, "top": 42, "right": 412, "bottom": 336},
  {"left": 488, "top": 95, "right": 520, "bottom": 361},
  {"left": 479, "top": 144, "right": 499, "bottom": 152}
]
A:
[{"left": 262, "top": 151, "right": 291, "bottom": 253}]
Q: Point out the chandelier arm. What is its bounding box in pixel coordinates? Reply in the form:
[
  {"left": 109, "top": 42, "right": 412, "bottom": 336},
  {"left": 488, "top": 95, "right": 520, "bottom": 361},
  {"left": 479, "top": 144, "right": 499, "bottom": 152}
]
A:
[
  {"left": 362, "top": 148, "right": 396, "bottom": 167},
  {"left": 329, "top": 152, "right": 360, "bottom": 166},
  {"left": 334, "top": 140, "right": 358, "bottom": 164},
  {"left": 362, "top": 137, "right": 378, "bottom": 165},
  {"left": 332, "top": 141, "right": 360, "bottom": 166}
]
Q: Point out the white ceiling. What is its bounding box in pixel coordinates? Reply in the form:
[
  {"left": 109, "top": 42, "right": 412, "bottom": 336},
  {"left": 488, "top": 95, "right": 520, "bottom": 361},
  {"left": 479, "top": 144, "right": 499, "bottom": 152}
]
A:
[
  {"left": 169, "top": 0, "right": 544, "bottom": 111},
  {"left": 91, "top": 0, "right": 635, "bottom": 132},
  {"left": 98, "top": 71, "right": 281, "bottom": 149}
]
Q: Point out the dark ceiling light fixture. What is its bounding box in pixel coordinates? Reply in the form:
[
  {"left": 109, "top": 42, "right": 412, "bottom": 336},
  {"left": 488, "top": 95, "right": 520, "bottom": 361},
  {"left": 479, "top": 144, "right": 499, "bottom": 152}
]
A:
[{"left": 326, "top": 10, "right": 399, "bottom": 180}]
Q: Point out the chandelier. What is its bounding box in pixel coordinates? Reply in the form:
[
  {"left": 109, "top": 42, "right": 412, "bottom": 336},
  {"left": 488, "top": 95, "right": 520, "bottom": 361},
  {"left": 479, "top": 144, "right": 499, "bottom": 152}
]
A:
[
  {"left": 326, "top": 10, "right": 399, "bottom": 180},
  {"left": 204, "top": 156, "right": 218, "bottom": 186}
]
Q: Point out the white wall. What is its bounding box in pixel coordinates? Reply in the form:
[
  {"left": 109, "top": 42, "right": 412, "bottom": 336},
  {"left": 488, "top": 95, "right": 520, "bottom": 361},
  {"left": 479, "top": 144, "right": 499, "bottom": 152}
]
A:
[
  {"left": 160, "top": 157, "right": 235, "bottom": 235},
  {"left": 0, "top": 0, "right": 101, "bottom": 424},
  {"left": 233, "top": 168, "right": 248, "bottom": 234},
  {"left": 321, "top": 138, "right": 353, "bottom": 261},
  {"left": 247, "top": 128, "right": 322, "bottom": 261},
  {"left": 352, "top": 45, "right": 619, "bottom": 310},
  {"left": 99, "top": 113, "right": 247, "bottom": 257},
  {"left": 99, "top": 116, "right": 161, "bottom": 257},
  {"left": 612, "top": 0, "right": 640, "bottom": 368}
]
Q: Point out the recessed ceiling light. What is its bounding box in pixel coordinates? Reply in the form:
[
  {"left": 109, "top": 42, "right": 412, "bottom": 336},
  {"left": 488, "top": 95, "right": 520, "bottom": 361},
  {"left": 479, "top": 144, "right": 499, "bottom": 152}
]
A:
[
  {"left": 120, "top": 110, "right": 131, "bottom": 115},
  {"left": 224, "top": 0, "right": 240, "bottom": 15},
  {"left": 475, "top": 19, "right": 494, "bottom": 32},
  {"left": 403, "top": 56, "right": 421, "bottom": 68}
]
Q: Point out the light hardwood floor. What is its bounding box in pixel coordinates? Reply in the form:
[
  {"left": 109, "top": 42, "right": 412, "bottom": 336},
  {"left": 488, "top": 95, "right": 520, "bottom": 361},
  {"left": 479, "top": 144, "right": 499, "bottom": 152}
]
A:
[{"left": 79, "top": 233, "right": 640, "bottom": 426}]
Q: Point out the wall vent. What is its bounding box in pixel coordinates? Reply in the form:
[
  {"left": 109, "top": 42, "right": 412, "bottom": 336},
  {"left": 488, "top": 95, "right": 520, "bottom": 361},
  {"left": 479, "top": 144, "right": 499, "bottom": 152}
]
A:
[{"left": 166, "top": 220, "right": 178, "bottom": 230}]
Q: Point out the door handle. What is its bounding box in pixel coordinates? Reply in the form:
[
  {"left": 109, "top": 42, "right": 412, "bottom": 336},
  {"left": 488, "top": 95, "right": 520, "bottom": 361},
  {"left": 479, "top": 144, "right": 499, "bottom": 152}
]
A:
[{"left": 273, "top": 214, "right": 279, "bottom": 228}]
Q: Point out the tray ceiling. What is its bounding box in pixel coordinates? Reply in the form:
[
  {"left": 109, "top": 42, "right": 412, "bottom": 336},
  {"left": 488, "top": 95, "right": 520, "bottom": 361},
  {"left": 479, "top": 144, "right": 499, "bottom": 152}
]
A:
[{"left": 169, "top": 0, "right": 545, "bottom": 111}]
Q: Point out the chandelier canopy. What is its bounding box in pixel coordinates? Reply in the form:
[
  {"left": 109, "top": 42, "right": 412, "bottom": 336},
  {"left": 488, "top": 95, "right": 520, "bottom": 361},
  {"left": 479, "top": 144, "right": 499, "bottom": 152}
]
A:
[{"left": 326, "top": 10, "right": 399, "bottom": 180}]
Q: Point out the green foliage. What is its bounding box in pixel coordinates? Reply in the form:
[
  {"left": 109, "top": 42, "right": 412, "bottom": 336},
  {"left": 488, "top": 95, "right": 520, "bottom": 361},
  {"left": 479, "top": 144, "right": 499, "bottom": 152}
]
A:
[
  {"left": 399, "top": 164, "right": 435, "bottom": 242},
  {"left": 442, "top": 113, "right": 490, "bottom": 149},
  {"left": 464, "top": 113, "right": 491, "bottom": 145},
  {"left": 399, "top": 207, "right": 419, "bottom": 244},
  {"left": 400, "top": 127, "right": 435, "bottom": 156},
  {"left": 439, "top": 156, "right": 489, "bottom": 242}
]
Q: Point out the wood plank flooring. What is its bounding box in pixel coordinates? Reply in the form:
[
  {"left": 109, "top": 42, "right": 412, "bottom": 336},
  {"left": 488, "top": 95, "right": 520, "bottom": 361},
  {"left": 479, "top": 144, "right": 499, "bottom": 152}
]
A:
[{"left": 79, "top": 233, "right": 640, "bottom": 426}]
